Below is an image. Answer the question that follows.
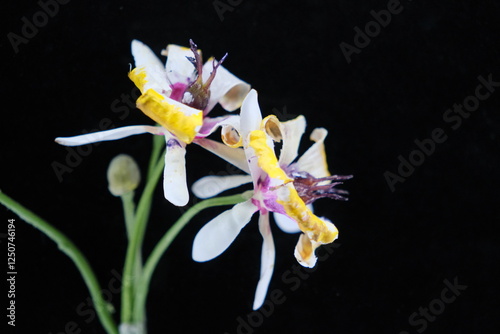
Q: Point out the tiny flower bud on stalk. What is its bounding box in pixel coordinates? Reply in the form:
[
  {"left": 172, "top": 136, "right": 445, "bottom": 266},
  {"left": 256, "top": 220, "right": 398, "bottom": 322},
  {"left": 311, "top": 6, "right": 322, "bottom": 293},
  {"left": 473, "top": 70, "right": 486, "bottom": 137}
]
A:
[{"left": 107, "top": 154, "right": 141, "bottom": 197}]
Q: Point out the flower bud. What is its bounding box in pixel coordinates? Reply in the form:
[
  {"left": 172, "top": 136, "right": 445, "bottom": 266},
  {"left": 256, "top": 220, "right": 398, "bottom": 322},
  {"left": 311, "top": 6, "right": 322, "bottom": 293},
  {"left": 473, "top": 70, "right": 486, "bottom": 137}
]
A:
[{"left": 107, "top": 154, "right": 141, "bottom": 196}]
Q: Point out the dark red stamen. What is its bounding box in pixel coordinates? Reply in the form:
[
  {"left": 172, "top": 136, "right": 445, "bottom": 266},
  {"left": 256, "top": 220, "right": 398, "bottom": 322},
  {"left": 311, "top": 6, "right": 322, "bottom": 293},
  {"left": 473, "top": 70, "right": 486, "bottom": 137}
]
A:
[
  {"left": 183, "top": 39, "right": 227, "bottom": 111},
  {"left": 292, "top": 172, "right": 353, "bottom": 204}
]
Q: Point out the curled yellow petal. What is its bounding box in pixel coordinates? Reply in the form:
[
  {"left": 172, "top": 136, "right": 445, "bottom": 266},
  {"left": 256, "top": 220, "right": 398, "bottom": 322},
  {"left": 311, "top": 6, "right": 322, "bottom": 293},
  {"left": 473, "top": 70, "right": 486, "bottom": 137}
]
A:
[
  {"left": 248, "top": 130, "right": 292, "bottom": 183},
  {"left": 261, "top": 115, "right": 283, "bottom": 141},
  {"left": 128, "top": 67, "right": 148, "bottom": 93},
  {"left": 277, "top": 183, "right": 338, "bottom": 245},
  {"left": 294, "top": 233, "right": 321, "bottom": 268},
  {"left": 221, "top": 125, "right": 243, "bottom": 148},
  {"left": 136, "top": 89, "right": 203, "bottom": 144}
]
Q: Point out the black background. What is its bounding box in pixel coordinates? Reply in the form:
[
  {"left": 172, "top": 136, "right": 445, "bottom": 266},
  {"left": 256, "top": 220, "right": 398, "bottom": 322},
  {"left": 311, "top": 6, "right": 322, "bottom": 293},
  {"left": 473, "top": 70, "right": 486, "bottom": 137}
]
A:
[{"left": 2, "top": 0, "right": 500, "bottom": 333}]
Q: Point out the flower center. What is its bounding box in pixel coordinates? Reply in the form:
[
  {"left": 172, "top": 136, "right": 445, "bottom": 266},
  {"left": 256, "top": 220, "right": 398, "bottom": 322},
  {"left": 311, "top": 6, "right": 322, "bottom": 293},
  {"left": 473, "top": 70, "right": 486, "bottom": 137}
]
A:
[
  {"left": 181, "top": 39, "right": 227, "bottom": 111},
  {"left": 291, "top": 171, "right": 353, "bottom": 204}
]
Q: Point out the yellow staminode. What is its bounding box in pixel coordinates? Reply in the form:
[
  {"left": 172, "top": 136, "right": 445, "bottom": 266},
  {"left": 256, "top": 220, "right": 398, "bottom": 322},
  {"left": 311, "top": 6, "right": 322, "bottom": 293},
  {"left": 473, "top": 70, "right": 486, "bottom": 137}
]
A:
[
  {"left": 129, "top": 67, "right": 148, "bottom": 93},
  {"left": 136, "top": 89, "right": 203, "bottom": 144},
  {"left": 129, "top": 67, "right": 203, "bottom": 144},
  {"left": 277, "top": 184, "right": 339, "bottom": 245},
  {"left": 248, "top": 130, "right": 292, "bottom": 183}
]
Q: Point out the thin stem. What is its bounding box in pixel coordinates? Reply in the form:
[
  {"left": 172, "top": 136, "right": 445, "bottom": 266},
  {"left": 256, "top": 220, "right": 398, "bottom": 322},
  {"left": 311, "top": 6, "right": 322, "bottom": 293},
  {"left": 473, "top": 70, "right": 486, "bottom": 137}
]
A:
[
  {"left": 121, "top": 149, "right": 165, "bottom": 324},
  {"left": 120, "top": 191, "right": 143, "bottom": 317},
  {"left": 0, "top": 191, "right": 118, "bottom": 334},
  {"left": 147, "top": 134, "right": 165, "bottom": 180},
  {"left": 133, "top": 192, "right": 250, "bottom": 321},
  {"left": 121, "top": 192, "right": 136, "bottom": 240}
]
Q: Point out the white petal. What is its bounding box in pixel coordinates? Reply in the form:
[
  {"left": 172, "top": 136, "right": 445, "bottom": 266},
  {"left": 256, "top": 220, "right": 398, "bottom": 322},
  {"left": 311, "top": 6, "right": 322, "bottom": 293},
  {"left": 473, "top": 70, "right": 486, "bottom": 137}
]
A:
[
  {"left": 55, "top": 126, "right": 162, "bottom": 146},
  {"left": 202, "top": 60, "right": 251, "bottom": 113},
  {"left": 195, "top": 138, "right": 250, "bottom": 174},
  {"left": 279, "top": 115, "right": 307, "bottom": 167},
  {"left": 253, "top": 212, "right": 275, "bottom": 310},
  {"left": 240, "top": 89, "right": 262, "bottom": 139},
  {"left": 240, "top": 90, "right": 267, "bottom": 186},
  {"left": 131, "top": 40, "right": 170, "bottom": 94},
  {"left": 196, "top": 115, "right": 240, "bottom": 139},
  {"left": 296, "top": 128, "right": 330, "bottom": 178},
  {"left": 192, "top": 174, "right": 252, "bottom": 199},
  {"left": 163, "top": 137, "right": 189, "bottom": 206},
  {"left": 192, "top": 199, "right": 257, "bottom": 262},
  {"left": 273, "top": 212, "right": 301, "bottom": 234},
  {"left": 164, "top": 44, "right": 199, "bottom": 85}
]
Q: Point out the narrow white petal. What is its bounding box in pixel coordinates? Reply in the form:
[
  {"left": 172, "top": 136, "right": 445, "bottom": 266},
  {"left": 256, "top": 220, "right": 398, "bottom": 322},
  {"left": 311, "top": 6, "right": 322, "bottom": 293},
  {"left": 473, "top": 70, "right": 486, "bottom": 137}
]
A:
[
  {"left": 279, "top": 115, "right": 307, "bottom": 167},
  {"left": 296, "top": 128, "right": 330, "bottom": 178},
  {"left": 131, "top": 40, "right": 170, "bottom": 94},
  {"left": 192, "top": 199, "right": 257, "bottom": 262},
  {"left": 164, "top": 44, "right": 199, "bottom": 85},
  {"left": 202, "top": 61, "right": 251, "bottom": 113},
  {"left": 163, "top": 137, "right": 189, "bottom": 206},
  {"left": 197, "top": 115, "right": 240, "bottom": 139},
  {"left": 253, "top": 212, "right": 275, "bottom": 310},
  {"left": 192, "top": 174, "right": 252, "bottom": 199},
  {"left": 273, "top": 212, "right": 301, "bottom": 234},
  {"left": 240, "top": 89, "right": 262, "bottom": 139},
  {"left": 55, "top": 126, "right": 162, "bottom": 146},
  {"left": 195, "top": 138, "right": 250, "bottom": 174}
]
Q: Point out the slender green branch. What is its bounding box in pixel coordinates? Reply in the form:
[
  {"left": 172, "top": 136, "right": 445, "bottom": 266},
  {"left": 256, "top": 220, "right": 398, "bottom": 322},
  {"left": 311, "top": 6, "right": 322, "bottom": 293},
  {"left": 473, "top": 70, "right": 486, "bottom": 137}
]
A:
[
  {"left": 0, "top": 191, "right": 118, "bottom": 334},
  {"left": 133, "top": 192, "right": 250, "bottom": 321},
  {"left": 121, "top": 192, "right": 136, "bottom": 240},
  {"left": 120, "top": 191, "right": 143, "bottom": 316},
  {"left": 147, "top": 133, "right": 165, "bottom": 180},
  {"left": 121, "top": 149, "right": 165, "bottom": 324}
]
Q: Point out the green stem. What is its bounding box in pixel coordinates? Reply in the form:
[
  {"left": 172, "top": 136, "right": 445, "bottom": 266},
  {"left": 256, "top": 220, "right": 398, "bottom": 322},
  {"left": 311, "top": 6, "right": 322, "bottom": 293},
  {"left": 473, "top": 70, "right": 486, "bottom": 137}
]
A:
[
  {"left": 120, "top": 191, "right": 143, "bottom": 316},
  {"left": 121, "top": 192, "right": 136, "bottom": 240},
  {"left": 133, "top": 192, "right": 250, "bottom": 322},
  {"left": 0, "top": 191, "right": 118, "bottom": 334},
  {"left": 121, "top": 149, "right": 165, "bottom": 324},
  {"left": 147, "top": 133, "right": 165, "bottom": 180}
]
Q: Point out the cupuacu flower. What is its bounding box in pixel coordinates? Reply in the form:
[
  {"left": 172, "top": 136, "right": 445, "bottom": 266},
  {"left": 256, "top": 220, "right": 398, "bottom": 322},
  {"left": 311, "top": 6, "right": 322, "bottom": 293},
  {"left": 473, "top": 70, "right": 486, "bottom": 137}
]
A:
[
  {"left": 191, "top": 89, "right": 352, "bottom": 309},
  {"left": 55, "top": 39, "right": 251, "bottom": 206}
]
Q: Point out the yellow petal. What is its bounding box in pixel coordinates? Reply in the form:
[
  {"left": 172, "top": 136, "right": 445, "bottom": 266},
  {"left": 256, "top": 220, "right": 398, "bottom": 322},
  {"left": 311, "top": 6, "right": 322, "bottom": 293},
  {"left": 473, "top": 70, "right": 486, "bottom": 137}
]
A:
[
  {"left": 277, "top": 184, "right": 338, "bottom": 245},
  {"left": 248, "top": 130, "right": 292, "bottom": 183},
  {"left": 136, "top": 89, "right": 203, "bottom": 144},
  {"left": 128, "top": 67, "right": 148, "bottom": 93}
]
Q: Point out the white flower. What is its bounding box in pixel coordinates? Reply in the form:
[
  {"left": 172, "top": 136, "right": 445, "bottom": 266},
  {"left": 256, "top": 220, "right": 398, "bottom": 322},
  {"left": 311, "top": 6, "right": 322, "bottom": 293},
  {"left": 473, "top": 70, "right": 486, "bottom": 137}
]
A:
[
  {"left": 191, "top": 90, "right": 352, "bottom": 309},
  {"left": 55, "top": 40, "right": 250, "bottom": 206}
]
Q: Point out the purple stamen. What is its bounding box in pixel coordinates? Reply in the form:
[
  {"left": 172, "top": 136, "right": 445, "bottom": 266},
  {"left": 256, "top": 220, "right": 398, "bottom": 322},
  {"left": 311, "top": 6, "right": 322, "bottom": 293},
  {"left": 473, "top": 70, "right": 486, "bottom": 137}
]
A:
[
  {"left": 292, "top": 172, "right": 353, "bottom": 204},
  {"left": 204, "top": 53, "right": 228, "bottom": 88}
]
